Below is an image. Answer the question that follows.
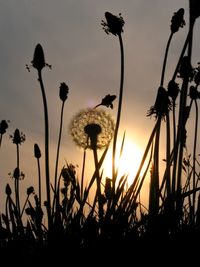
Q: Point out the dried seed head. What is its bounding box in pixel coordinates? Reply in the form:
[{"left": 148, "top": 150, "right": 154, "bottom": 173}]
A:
[
  {"left": 101, "top": 12, "right": 125, "bottom": 36},
  {"left": 34, "top": 143, "right": 41, "bottom": 159},
  {"left": 167, "top": 80, "right": 180, "bottom": 101},
  {"left": 0, "top": 120, "right": 9, "bottom": 135},
  {"left": 5, "top": 183, "right": 12, "bottom": 196},
  {"left": 32, "top": 44, "right": 46, "bottom": 71},
  {"left": 59, "top": 82, "right": 69, "bottom": 102},
  {"left": 27, "top": 186, "right": 34, "bottom": 195},
  {"left": 95, "top": 94, "right": 117, "bottom": 109},
  {"left": 170, "top": 8, "right": 185, "bottom": 33},
  {"left": 147, "top": 87, "right": 172, "bottom": 119},
  {"left": 10, "top": 129, "right": 26, "bottom": 145}
]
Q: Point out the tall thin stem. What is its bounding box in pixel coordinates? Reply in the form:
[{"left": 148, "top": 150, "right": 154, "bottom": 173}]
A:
[
  {"left": 15, "top": 144, "right": 20, "bottom": 215},
  {"left": 81, "top": 149, "right": 87, "bottom": 201},
  {"left": 52, "top": 101, "right": 65, "bottom": 214},
  {"left": 192, "top": 99, "right": 198, "bottom": 211},
  {"left": 93, "top": 148, "right": 103, "bottom": 227},
  {"left": 112, "top": 33, "right": 124, "bottom": 189},
  {"left": 0, "top": 134, "right": 2, "bottom": 148},
  {"left": 37, "top": 157, "right": 42, "bottom": 206},
  {"left": 38, "top": 69, "right": 51, "bottom": 230},
  {"left": 175, "top": 20, "right": 194, "bottom": 217},
  {"left": 160, "top": 32, "right": 173, "bottom": 87}
]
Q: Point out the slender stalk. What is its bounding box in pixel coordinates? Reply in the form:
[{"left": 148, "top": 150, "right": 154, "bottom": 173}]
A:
[
  {"left": 172, "top": 33, "right": 189, "bottom": 81},
  {"left": 123, "top": 118, "right": 161, "bottom": 206},
  {"left": 20, "top": 195, "right": 29, "bottom": 218},
  {"left": 172, "top": 102, "right": 176, "bottom": 150},
  {"left": 149, "top": 119, "right": 161, "bottom": 216},
  {"left": 37, "top": 157, "right": 42, "bottom": 206},
  {"left": 81, "top": 149, "right": 87, "bottom": 201},
  {"left": 0, "top": 134, "right": 2, "bottom": 148},
  {"left": 15, "top": 144, "right": 20, "bottom": 215},
  {"left": 37, "top": 69, "right": 51, "bottom": 230},
  {"left": 160, "top": 32, "right": 173, "bottom": 87},
  {"left": 176, "top": 20, "right": 194, "bottom": 197},
  {"left": 192, "top": 99, "right": 198, "bottom": 211},
  {"left": 93, "top": 148, "right": 103, "bottom": 227},
  {"left": 54, "top": 101, "right": 65, "bottom": 196},
  {"left": 52, "top": 101, "right": 65, "bottom": 214},
  {"left": 165, "top": 112, "right": 171, "bottom": 197},
  {"left": 112, "top": 33, "right": 124, "bottom": 189}
]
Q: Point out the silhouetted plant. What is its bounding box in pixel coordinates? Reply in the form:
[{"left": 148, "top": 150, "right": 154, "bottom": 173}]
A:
[
  {"left": 0, "top": 2, "right": 200, "bottom": 262},
  {"left": 0, "top": 120, "right": 9, "bottom": 148}
]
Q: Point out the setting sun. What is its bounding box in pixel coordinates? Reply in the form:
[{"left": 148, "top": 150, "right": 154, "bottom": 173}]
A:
[{"left": 103, "top": 138, "right": 144, "bottom": 186}]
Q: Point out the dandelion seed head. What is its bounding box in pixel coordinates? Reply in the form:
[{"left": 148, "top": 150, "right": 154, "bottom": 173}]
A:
[{"left": 69, "top": 108, "right": 115, "bottom": 150}]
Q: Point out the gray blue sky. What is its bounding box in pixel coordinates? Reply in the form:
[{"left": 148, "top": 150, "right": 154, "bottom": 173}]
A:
[{"left": 0, "top": 0, "right": 199, "bottom": 208}]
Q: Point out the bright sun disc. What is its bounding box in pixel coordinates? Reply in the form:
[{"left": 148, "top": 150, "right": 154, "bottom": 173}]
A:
[{"left": 103, "top": 139, "right": 143, "bottom": 187}]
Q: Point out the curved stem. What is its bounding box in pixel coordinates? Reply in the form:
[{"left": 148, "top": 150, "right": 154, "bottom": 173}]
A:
[
  {"left": 38, "top": 69, "right": 51, "bottom": 230},
  {"left": 112, "top": 33, "right": 124, "bottom": 189},
  {"left": 160, "top": 32, "right": 173, "bottom": 87},
  {"left": 172, "top": 33, "right": 189, "bottom": 81},
  {"left": 175, "top": 20, "right": 194, "bottom": 216}
]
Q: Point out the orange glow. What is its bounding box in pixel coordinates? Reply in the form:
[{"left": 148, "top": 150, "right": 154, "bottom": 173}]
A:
[{"left": 103, "top": 138, "right": 143, "bottom": 187}]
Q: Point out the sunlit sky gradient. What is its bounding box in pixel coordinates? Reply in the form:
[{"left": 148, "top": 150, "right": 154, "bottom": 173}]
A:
[{"left": 0, "top": 0, "right": 199, "bottom": 209}]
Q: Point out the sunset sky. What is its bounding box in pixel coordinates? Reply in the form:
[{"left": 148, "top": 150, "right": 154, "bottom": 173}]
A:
[{"left": 0, "top": 0, "right": 199, "bottom": 209}]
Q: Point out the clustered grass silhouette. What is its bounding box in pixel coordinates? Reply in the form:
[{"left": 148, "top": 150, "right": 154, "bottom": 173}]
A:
[{"left": 1, "top": 0, "right": 200, "bottom": 263}]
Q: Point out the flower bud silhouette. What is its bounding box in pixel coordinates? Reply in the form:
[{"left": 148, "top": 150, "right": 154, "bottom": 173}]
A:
[
  {"left": 5, "top": 183, "right": 12, "bottom": 196},
  {"left": 10, "top": 129, "right": 26, "bottom": 145},
  {"left": 27, "top": 186, "right": 34, "bottom": 195},
  {"left": 147, "top": 87, "right": 172, "bottom": 119},
  {"left": 170, "top": 8, "right": 185, "bottom": 33},
  {"left": 167, "top": 80, "right": 180, "bottom": 101},
  {"left": 101, "top": 12, "right": 124, "bottom": 36},
  {"left": 32, "top": 44, "right": 46, "bottom": 71},
  {"left": 59, "top": 82, "right": 69, "bottom": 102},
  {"left": 0, "top": 120, "right": 8, "bottom": 135},
  {"left": 95, "top": 94, "right": 117, "bottom": 109},
  {"left": 34, "top": 143, "right": 41, "bottom": 159}
]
